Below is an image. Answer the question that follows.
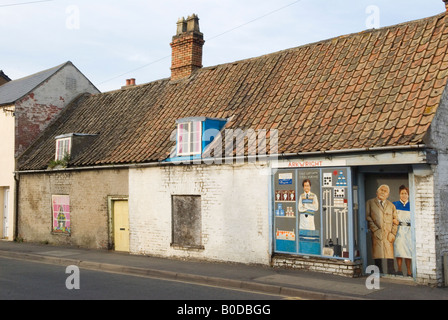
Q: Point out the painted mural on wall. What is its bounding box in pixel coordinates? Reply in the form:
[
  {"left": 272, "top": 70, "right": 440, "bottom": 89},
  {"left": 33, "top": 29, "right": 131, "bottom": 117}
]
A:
[
  {"left": 321, "top": 168, "right": 351, "bottom": 258},
  {"left": 52, "top": 195, "right": 71, "bottom": 234},
  {"left": 364, "top": 174, "right": 413, "bottom": 277},
  {"left": 274, "top": 170, "right": 297, "bottom": 253},
  {"left": 273, "top": 168, "right": 414, "bottom": 276},
  {"left": 297, "top": 170, "right": 320, "bottom": 255},
  {"left": 273, "top": 168, "right": 352, "bottom": 258}
]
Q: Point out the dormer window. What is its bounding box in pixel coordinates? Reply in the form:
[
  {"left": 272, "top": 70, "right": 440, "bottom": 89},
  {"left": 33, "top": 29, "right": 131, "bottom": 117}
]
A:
[
  {"left": 170, "top": 117, "right": 227, "bottom": 161},
  {"left": 55, "top": 136, "right": 71, "bottom": 160},
  {"left": 177, "top": 120, "right": 202, "bottom": 156},
  {"left": 54, "top": 133, "right": 98, "bottom": 163}
]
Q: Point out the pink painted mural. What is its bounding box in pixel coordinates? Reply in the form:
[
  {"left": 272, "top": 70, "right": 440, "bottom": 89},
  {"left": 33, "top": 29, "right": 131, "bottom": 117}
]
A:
[{"left": 52, "top": 195, "right": 70, "bottom": 234}]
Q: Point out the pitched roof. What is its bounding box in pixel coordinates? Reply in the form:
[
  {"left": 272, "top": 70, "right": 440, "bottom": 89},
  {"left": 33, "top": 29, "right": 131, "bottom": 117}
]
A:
[
  {"left": 18, "top": 12, "right": 448, "bottom": 171},
  {"left": 0, "top": 62, "right": 69, "bottom": 106}
]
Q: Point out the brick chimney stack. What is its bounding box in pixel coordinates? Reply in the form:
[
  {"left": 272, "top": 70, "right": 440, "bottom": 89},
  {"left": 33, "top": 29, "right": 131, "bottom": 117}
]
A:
[{"left": 170, "top": 14, "right": 205, "bottom": 81}]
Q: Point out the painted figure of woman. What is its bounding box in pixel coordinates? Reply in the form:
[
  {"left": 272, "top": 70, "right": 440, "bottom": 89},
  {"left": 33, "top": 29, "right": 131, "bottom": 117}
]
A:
[{"left": 393, "top": 185, "right": 412, "bottom": 277}]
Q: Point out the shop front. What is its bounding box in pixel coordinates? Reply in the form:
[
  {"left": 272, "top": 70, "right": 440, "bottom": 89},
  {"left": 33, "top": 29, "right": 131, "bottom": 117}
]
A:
[{"left": 271, "top": 153, "right": 423, "bottom": 279}]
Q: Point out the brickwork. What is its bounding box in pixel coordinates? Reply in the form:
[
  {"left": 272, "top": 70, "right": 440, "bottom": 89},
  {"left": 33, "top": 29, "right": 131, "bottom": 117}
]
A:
[
  {"left": 15, "top": 100, "right": 62, "bottom": 156},
  {"left": 18, "top": 169, "right": 128, "bottom": 249},
  {"left": 413, "top": 172, "right": 438, "bottom": 285},
  {"left": 170, "top": 14, "right": 204, "bottom": 81},
  {"left": 272, "top": 254, "right": 363, "bottom": 278},
  {"left": 422, "top": 83, "right": 448, "bottom": 286}
]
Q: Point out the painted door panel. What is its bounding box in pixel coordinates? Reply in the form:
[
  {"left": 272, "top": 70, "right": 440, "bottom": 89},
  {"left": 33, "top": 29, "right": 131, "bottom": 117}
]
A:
[
  {"left": 113, "top": 200, "right": 129, "bottom": 252},
  {"left": 3, "top": 189, "right": 9, "bottom": 239}
]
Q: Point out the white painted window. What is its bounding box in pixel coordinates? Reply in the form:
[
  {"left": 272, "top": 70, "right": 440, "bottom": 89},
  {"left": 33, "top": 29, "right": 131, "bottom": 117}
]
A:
[
  {"left": 177, "top": 121, "right": 202, "bottom": 156},
  {"left": 55, "top": 137, "right": 71, "bottom": 160}
]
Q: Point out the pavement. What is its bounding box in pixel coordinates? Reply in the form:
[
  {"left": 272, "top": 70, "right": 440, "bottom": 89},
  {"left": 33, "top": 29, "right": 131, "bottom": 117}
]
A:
[{"left": 0, "top": 240, "right": 447, "bottom": 300}]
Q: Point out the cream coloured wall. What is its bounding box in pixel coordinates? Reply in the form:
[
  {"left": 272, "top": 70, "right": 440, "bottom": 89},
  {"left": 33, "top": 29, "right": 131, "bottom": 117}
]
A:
[{"left": 0, "top": 105, "right": 15, "bottom": 239}]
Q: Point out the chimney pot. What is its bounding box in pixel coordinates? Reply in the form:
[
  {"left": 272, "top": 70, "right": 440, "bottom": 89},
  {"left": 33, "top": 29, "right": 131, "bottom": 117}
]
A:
[
  {"left": 186, "top": 14, "right": 200, "bottom": 32},
  {"left": 444, "top": 0, "right": 448, "bottom": 11},
  {"left": 176, "top": 17, "right": 187, "bottom": 35},
  {"left": 130, "top": 78, "right": 136, "bottom": 86},
  {"left": 126, "top": 79, "right": 131, "bottom": 86}
]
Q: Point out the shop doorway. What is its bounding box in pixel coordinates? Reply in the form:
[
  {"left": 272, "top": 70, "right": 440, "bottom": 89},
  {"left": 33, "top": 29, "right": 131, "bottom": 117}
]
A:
[{"left": 361, "top": 173, "right": 415, "bottom": 278}]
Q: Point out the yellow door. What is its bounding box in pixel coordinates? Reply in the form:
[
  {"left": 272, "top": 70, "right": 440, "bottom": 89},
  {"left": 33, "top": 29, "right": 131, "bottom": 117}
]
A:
[{"left": 113, "top": 200, "right": 129, "bottom": 252}]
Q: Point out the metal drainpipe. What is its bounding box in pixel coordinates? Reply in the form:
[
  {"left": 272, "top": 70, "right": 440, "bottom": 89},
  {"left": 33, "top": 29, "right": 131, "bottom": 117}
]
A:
[{"left": 13, "top": 172, "right": 19, "bottom": 241}]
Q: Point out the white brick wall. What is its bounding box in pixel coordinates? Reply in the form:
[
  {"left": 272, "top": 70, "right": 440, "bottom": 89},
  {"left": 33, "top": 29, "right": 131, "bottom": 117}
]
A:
[
  {"left": 129, "top": 163, "right": 271, "bottom": 265},
  {"left": 413, "top": 172, "right": 438, "bottom": 285},
  {"left": 423, "top": 83, "right": 448, "bottom": 286}
]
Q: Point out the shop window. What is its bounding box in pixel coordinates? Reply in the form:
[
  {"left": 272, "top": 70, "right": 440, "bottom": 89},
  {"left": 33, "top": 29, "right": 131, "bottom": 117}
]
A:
[
  {"left": 52, "top": 195, "right": 71, "bottom": 235},
  {"left": 171, "top": 195, "right": 202, "bottom": 248},
  {"left": 273, "top": 168, "right": 357, "bottom": 259}
]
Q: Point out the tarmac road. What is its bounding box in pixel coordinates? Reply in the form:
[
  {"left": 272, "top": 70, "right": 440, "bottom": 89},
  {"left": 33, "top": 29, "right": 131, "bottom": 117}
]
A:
[
  {"left": 0, "top": 256, "right": 286, "bottom": 301},
  {"left": 0, "top": 241, "right": 447, "bottom": 301}
]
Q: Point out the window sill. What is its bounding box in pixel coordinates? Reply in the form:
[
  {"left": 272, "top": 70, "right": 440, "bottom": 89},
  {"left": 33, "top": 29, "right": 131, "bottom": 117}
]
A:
[
  {"left": 171, "top": 243, "right": 204, "bottom": 251},
  {"left": 51, "top": 232, "right": 71, "bottom": 236}
]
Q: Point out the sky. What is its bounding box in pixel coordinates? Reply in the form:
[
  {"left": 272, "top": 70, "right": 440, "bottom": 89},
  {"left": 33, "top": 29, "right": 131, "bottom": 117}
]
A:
[{"left": 0, "top": 0, "right": 445, "bottom": 92}]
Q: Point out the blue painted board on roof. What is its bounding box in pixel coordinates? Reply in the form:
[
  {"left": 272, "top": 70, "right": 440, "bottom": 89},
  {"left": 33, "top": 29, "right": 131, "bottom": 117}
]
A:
[{"left": 202, "top": 118, "right": 227, "bottom": 151}]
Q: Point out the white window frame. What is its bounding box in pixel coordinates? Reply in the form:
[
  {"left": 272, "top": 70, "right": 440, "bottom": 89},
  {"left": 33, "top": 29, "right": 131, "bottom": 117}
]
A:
[
  {"left": 55, "top": 137, "right": 72, "bottom": 161},
  {"left": 177, "top": 121, "right": 202, "bottom": 156}
]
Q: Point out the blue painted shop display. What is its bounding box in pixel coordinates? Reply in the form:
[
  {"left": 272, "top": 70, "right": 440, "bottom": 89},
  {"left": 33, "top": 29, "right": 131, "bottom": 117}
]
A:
[{"left": 273, "top": 168, "right": 352, "bottom": 258}]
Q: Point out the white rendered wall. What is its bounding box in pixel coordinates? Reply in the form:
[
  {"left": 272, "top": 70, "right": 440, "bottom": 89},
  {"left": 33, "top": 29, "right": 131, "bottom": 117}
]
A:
[{"left": 129, "top": 163, "right": 271, "bottom": 265}]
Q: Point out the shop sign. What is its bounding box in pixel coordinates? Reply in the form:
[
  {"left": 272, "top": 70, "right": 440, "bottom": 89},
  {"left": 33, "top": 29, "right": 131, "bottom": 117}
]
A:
[{"left": 274, "top": 159, "right": 347, "bottom": 169}]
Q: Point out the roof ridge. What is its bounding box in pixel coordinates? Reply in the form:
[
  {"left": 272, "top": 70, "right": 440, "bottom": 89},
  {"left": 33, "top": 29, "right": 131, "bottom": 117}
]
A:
[
  {"left": 200, "top": 12, "right": 448, "bottom": 72},
  {"left": 99, "top": 13, "right": 448, "bottom": 93},
  {"left": 7, "top": 61, "right": 70, "bottom": 83}
]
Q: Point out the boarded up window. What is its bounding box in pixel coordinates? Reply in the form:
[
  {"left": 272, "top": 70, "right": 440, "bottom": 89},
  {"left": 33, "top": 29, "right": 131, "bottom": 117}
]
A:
[
  {"left": 66, "top": 77, "right": 77, "bottom": 91},
  {"left": 171, "top": 195, "right": 202, "bottom": 248}
]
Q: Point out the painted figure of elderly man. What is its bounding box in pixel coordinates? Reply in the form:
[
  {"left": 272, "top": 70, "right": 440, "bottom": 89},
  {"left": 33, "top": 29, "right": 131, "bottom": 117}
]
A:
[{"left": 366, "top": 184, "right": 399, "bottom": 274}]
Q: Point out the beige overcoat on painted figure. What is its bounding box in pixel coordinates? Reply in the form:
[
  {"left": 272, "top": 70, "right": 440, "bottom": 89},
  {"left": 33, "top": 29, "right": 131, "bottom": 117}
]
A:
[{"left": 366, "top": 198, "right": 399, "bottom": 259}]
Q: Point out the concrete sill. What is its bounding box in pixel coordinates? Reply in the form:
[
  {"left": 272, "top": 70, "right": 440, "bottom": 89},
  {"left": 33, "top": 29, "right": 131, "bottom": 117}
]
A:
[{"left": 171, "top": 243, "right": 204, "bottom": 251}]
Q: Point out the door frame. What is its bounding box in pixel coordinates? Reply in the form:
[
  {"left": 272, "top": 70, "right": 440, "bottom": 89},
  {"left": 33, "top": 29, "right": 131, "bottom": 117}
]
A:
[
  {"left": 107, "top": 196, "right": 129, "bottom": 251},
  {"left": 3, "top": 188, "right": 9, "bottom": 239}
]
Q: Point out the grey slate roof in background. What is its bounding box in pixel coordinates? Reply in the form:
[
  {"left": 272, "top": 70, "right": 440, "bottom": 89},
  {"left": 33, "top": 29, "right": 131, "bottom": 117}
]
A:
[
  {"left": 0, "top": 62, "right": 68, "bottom": 106},
  {"left": 0, "top": 70, "right": 11, "bottom": 82}
]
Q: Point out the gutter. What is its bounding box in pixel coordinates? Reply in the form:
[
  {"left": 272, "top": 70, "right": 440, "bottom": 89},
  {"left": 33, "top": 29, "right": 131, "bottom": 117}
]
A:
[{"left": 14, "top": 144, "right": 428, "bottom": 175}]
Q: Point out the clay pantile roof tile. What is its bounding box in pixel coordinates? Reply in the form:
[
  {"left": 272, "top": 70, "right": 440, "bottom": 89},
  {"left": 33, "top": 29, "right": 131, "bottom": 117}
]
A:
[{"left": 17, "top": 12, "right": 448, "bottom": 170}]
